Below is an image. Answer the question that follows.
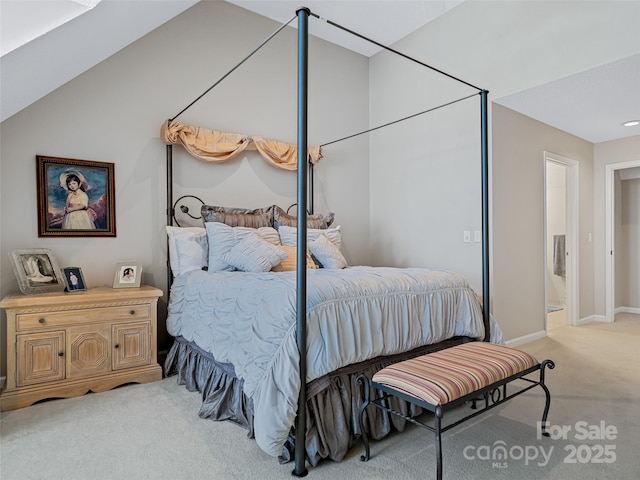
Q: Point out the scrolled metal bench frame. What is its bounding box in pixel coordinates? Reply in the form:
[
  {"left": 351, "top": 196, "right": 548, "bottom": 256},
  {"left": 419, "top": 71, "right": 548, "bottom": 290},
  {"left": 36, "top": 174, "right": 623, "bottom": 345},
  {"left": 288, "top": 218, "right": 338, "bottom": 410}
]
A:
[{"left": 357, "top": 359, "right": 555, "bottom": 480}]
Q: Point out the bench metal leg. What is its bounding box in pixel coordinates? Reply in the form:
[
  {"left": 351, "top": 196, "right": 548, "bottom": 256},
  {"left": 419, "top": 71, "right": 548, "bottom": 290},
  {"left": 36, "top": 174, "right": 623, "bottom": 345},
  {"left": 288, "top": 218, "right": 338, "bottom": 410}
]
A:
[
  {"left": 357, "top": 375, "right": 371, "bottom": 461},
  {"left": 538, "top": 359, "right": 556, "bottom": 437},
  {"left": 435, "top": 405, "right": 443, "bottom": 480}
]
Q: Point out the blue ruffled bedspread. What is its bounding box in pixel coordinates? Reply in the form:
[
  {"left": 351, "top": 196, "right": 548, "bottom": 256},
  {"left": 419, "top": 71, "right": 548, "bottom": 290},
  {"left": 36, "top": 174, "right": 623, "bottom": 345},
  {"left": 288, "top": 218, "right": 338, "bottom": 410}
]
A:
[{"left": 166, "top": 266, "right": 500, "bottom": 457}]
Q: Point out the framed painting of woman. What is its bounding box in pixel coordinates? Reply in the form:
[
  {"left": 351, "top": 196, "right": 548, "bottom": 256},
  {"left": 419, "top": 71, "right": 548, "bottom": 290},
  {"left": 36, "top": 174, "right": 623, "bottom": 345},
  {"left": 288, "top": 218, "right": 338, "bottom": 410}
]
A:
[{"left": 36, "top": 155, "right": 116, "bottom": 237}]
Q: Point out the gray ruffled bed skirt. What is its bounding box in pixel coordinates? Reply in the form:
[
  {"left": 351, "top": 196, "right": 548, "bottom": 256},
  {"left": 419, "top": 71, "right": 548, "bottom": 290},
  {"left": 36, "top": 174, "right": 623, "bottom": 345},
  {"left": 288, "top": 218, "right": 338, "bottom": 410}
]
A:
[{"left": 165, "top": 336, "right": 468, "bottom": 466}]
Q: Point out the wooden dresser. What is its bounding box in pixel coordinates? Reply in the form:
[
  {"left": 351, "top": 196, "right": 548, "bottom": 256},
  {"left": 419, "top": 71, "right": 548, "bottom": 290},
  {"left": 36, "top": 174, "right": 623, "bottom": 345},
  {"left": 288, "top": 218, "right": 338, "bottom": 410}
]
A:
[{"left": 0, "top": 285, "right": 163, "bottom": 411}]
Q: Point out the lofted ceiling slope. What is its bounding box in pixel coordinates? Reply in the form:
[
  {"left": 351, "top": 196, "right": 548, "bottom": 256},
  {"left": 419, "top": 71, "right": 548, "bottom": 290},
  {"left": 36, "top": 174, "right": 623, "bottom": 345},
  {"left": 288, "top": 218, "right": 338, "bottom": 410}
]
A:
[{"left": 1, "top": 0, "right": 639, "bottom": 143}]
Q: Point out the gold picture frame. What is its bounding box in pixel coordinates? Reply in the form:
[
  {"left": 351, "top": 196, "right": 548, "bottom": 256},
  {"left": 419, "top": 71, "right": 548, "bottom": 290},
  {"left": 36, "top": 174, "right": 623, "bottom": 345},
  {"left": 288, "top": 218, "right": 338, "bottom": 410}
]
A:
[{"left": 36, "top": 155, "right": 116, "bottom": 237}]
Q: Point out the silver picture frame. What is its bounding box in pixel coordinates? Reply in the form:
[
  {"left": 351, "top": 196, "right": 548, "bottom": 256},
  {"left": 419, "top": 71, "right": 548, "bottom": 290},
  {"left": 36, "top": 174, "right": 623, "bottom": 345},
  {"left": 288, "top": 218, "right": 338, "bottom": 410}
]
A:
[{"left": 9, "top": 248, "right": 66, "bottom": 295}]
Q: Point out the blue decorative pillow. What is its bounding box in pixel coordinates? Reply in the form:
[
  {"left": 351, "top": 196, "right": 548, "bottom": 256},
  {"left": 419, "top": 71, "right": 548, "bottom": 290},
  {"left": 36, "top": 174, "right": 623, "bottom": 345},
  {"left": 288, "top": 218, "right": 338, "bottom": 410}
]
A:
[
  {"left": 309, "top": 234, "right": 347, "bottom": 269},
  {"left": 205, "top": 222, "right": 281, "bottom": 272},
  {"left": 222, "top": 232, "right": 287, "bottom": 273},
  {"left": 277, "top": 225, "right": 342, "bottom": 250}
]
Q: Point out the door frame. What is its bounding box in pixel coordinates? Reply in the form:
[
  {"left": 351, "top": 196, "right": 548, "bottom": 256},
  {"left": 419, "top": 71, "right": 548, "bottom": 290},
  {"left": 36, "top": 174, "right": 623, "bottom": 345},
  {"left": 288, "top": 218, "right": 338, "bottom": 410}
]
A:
[
  {"left": 605, "top": 159, "right": 640, "bottom": 322},
  {"left": 544, "top": 152, "right": 579, "bottom": 328}
]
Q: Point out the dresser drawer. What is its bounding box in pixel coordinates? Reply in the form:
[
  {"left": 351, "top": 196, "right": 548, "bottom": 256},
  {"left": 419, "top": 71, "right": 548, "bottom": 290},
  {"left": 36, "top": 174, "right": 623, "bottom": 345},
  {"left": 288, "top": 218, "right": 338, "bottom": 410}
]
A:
[{"left": 17, "top": 304, "right": 151, "bottom": 331}]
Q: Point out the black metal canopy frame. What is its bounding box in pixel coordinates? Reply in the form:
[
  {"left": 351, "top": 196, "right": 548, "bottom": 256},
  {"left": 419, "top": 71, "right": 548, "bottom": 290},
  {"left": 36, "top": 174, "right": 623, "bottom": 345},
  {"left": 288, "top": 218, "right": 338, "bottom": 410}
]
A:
[{"left": 165, "top": 7, "right": 490, "bottom": 477}]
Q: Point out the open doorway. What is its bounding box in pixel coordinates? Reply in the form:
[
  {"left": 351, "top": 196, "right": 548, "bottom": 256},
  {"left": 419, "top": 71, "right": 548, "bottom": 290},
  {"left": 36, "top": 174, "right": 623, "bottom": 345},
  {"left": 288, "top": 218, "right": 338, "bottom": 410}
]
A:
[
  {"left": 605, "top": 160, "right": 640, "bottom": 322},
  {"left": 544, "top": 152, "right": 578, "bottom": 331}
]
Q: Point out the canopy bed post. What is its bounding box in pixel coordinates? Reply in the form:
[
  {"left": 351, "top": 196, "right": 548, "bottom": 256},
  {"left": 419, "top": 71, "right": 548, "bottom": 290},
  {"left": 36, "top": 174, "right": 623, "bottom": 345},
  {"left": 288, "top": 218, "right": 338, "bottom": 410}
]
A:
[
  {"left": 480, "top": 90, "right": 491, "bottom": 341},
  {"left": 293, "top": 7, "right": 310, "bottom": 478},
  {"left": 166, "top": 143, "right": 174, "bottom": 289}
]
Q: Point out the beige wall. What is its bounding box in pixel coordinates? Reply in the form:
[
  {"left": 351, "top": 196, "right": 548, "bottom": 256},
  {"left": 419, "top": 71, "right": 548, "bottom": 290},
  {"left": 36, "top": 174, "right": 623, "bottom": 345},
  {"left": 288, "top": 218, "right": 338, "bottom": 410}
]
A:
[
  {"left": 368, "top": 47, "right": 483, "bottom": 288},
  {"left": 367, "top": 0, "right": 637, "bottom": 341},
  {"left": 492, "top": 105, "right": 594, "bottom": 339},
  {"left": 0, "top": 1, "right": 371, "bottom": 376}
]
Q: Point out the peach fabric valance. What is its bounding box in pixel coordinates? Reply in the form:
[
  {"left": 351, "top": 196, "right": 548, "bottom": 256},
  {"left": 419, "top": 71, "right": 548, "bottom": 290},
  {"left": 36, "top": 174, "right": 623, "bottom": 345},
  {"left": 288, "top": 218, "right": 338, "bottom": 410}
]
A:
[{"left": 161, "top": 121, "right": 322, "bottom": 170}]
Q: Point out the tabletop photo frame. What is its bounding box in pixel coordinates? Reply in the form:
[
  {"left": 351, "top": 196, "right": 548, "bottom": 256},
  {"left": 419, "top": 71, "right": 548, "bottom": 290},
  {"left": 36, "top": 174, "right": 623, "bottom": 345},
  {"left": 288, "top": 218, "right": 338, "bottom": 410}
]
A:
[
  {"left": 113, "top": 262, "right": 142, "bottom": 288},
  {"left": 36, "top": 155, "right": 116, "bottom": 237},
  {"left": 63, "top": 267, "right": 87, "bottom": 292},
  {"left": 9, "top": 248, "right": 66, "bottom": 295}
]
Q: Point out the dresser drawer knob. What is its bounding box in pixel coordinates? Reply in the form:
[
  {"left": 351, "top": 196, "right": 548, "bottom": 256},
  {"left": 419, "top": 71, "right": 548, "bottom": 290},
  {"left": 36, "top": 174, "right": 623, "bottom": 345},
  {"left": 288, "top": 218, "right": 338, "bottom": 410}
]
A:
[
  {"left": 114, "top": 344, "right": 120, "bottom": 349},
  {"left": 38, "top": 318, "right": 46, "bottom": 324},
  {"left": 130, "top": 310, "right": 135, "bottom": 315},
  {"left": 58, "top": 352, "right": 64, "bottom": 357}
]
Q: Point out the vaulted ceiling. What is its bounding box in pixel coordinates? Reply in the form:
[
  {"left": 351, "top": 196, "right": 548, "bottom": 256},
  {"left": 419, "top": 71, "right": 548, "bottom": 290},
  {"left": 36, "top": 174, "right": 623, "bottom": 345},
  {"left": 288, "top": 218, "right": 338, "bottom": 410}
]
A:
[{"left": 1, "top": 0, "right": 639, "bottom": 143}]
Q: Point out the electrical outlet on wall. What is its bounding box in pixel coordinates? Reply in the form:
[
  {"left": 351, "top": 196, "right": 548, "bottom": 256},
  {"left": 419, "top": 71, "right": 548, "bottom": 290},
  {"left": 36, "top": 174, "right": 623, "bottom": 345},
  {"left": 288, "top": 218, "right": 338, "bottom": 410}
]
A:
[{"left": 474, "top": 230, "right": 482, "bottom": 243}]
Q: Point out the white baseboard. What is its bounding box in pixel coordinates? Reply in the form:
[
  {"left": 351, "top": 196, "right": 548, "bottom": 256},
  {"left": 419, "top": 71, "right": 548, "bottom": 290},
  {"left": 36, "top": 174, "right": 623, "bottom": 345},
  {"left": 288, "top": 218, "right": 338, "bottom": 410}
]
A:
[
  {"left": 487, "top": 308, "right": 639, "bottom": 347},
  {"left": 505, "top": 330, "right": 547, "bottom": 347},
  {"left": 578, "top": 315, "right": 607, "bottom": 325},
  {"left": 615, "top": 306, "right": 640, "bottom": 315},
  {"left": 578, "top": 309, "right": 639, "bottom": 325}
]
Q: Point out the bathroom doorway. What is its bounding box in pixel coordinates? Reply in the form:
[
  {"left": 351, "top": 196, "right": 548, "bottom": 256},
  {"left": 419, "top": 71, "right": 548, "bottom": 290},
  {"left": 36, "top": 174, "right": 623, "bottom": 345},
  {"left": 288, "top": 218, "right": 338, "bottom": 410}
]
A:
[{"left": 544, "top": 152, "right": 578, "bottom": 330}]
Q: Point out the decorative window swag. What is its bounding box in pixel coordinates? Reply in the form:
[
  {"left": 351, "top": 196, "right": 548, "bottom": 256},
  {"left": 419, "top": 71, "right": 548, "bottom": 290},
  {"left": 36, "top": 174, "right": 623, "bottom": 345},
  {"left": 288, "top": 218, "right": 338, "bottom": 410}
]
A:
[{"left": 161, "top": 120, "right": 322, "bottom": 171}]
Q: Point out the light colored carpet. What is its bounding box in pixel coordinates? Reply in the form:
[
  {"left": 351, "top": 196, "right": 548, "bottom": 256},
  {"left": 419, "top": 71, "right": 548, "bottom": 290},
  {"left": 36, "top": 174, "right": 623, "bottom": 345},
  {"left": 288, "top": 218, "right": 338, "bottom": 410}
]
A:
[{"left": 1, "top": 314, "right": 638, "bottom": 480}]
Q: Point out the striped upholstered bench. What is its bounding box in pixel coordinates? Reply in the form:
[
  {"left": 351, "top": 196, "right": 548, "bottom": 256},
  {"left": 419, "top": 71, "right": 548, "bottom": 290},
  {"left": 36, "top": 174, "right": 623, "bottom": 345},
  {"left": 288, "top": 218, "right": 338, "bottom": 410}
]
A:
[{"left": 357, "top": 341, "right": 554, "bottom": 480}]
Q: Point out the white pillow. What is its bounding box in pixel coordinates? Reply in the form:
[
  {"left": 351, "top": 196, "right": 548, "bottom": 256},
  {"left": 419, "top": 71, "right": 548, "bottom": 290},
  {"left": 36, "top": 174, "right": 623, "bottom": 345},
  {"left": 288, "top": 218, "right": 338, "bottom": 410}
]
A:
[
  {"left": 222, "top": 233, "right": 287, "bottom": 273},
  {"left": 278, "top": 225, "right": 342, "bottom": 250},
  {"left": 308, "top": 234, "right": 347, "bottom": 269},
  {"left": 166, "top": 226, "right": 208, "bottom": 276},
  {"left": 205, "top": 222, "right": 281, "bottom": 272}
]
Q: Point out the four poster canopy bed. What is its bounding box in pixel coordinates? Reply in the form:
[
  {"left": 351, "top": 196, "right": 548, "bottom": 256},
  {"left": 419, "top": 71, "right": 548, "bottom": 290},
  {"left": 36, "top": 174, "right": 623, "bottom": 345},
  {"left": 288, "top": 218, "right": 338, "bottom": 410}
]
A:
[{"left": 161, "top": 7, "right": 499, "bottom": 476}]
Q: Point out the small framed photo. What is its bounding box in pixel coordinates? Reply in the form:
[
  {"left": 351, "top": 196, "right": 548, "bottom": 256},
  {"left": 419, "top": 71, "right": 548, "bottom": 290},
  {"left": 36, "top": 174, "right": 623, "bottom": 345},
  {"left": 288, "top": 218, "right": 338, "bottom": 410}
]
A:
[
  {"left": 113, "top": 262, "right": 142, "bottom": 289},
  {"left": 36, "top": 155, "right": 116, "bottom": 237},
  {"left": 63, "top": 267, "right": 87, "bottom": 292},
  {"left": 9, "top": 249, "right": 66, "bottom": 295}
]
